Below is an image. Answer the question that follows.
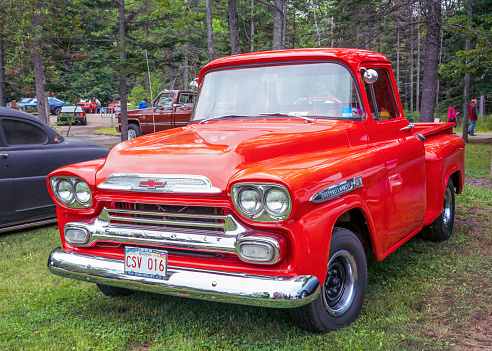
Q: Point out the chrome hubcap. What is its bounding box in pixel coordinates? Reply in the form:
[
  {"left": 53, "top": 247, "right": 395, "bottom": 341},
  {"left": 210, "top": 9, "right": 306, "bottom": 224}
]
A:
[
  {"left": 322, "top": 250, "right": 357, "bottom": 317},
  {"left": 442, "top": 186, "right": 452, "bottom": 229},
  {"left": 128, "top": 129, "right": 136, "bottom": 139}
]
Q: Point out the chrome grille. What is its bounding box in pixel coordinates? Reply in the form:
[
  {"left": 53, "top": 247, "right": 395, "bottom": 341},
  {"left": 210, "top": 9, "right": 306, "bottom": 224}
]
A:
[{"left": 101, "top": 203, "right": 230, "bottom": 233}]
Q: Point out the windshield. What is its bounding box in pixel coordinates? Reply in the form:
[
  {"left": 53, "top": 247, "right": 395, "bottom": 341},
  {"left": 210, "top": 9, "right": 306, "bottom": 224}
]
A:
[
  {"left": 61, "top": 106, "right": 84, "bottom": 113},
  {"left": 191, "top": 62, "right": 363, "bottom": 121}
]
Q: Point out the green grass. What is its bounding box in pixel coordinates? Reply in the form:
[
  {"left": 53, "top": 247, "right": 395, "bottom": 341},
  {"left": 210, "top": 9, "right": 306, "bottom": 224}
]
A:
[
  {"left": 93, "top": 127, "right": 120, "bottom": 136},
  {"left": 464, "top": 144, "right": 492, "bottom": 179},
  {"left": 1, "top": 151, "right": 491, "bottom": 350}
]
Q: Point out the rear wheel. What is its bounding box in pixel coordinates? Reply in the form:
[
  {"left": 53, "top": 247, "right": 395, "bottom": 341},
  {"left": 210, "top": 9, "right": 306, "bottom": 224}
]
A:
[
  {"left": 421, "top": 178, "right": 455, "bottom": 241},
  {"left": 128, "top": 124, "right": 143, "bottom": 139},
  {"left": 97, "top": 284, "right": 133, "bottom": 297},
  {"left": 53, "top": 107, "right": 61, "bottom": 115},
  {"left": 290, "top": 227, "right": 367, "bottom": 332}
]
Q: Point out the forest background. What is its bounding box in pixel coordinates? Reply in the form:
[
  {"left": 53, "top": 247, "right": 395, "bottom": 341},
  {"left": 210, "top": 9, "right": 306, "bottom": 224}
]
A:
[{"left": 0, "top": 0, "right": 491, "bottom": 139}]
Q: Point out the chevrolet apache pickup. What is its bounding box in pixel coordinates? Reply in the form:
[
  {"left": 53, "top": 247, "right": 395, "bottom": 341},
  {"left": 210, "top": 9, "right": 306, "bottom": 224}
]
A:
[
  {"left": 47, "top": 48, "right": 465, "bottom": 332},
  {"left": 116, "top": 90, "right": 196, "bottom": 139}
]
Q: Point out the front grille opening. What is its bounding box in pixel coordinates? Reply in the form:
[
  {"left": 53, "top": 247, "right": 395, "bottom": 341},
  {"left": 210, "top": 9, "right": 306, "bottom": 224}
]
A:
[{"left": 106, "top": 202, "right": 226, "bottom": 233}]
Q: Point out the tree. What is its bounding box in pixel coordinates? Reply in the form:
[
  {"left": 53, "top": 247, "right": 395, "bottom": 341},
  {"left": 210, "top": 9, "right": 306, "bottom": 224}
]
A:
[
  {"left": 32, "top": 10, "right": 48, "bottom": 124},
  {"left": 272, "top": 0, "right": 284, "bottom": 50},
  {"left": 119, "top": 0, "right": 128, "bottom": 142},
  {"left": 228, "top": 0, "right": 241, "bottom": 55},
  {"left": 420, "top": 0, "right": 441, "bottom": 122},
  {"left": 205, "top": 0, "right": 215, "bottom": 61}
]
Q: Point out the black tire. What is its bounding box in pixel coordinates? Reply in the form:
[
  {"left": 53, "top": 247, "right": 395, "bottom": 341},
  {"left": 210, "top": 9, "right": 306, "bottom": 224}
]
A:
[
  {"left": 128, "top": 124, "right": 143, "bottom": 139},
  {"left": 97, "top": 284, "right": 134, "bottom": 297},
  {"left": 290, "top": 227, "right": 367, "bottom": 332},
  {"left": 421, "top": 178, "right": 455, "bottom": 242},
  {"left": 82, "top": 117, "right": 87, "bottom": 125},
  {"left": 53, "top": 107, "right": 61, "bottom": 115}
]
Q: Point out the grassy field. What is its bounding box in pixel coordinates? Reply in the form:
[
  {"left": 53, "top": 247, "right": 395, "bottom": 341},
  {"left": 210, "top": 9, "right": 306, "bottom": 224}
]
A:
[{"left": 1, "top": 147, "right": 491, "bottom": 350}]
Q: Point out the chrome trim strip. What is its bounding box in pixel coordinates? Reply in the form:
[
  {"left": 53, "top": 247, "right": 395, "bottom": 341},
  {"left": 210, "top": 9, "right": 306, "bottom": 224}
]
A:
[
  {"left": 48, "top": 248, "right": 320, "bottom": 308},
  {"left": 0, "top": 218, "right": 57, "bottom": 234},
  {"left": 98, "top": 173, "right": 222, "bottom": 194}
]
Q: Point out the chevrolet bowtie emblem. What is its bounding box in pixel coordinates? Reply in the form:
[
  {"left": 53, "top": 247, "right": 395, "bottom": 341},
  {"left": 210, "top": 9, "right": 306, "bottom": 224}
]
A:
[{"left": 139, "top": 179, "right": 165, "bottom": 189}]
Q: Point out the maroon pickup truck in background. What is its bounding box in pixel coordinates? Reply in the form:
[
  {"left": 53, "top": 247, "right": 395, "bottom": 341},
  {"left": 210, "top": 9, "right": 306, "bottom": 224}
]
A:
[{"left": 117, "top": 90, "right": 196, "bottom": 139}]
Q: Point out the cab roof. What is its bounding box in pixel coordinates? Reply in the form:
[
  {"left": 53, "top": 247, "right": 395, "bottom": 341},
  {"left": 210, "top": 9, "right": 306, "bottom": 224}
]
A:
[{"left": 199, "top": 48, "right": 391, "bottom": 79}]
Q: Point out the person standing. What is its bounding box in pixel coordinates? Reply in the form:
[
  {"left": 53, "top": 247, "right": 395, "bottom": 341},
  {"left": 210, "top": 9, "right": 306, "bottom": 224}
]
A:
[
  {"left": 467, "top": 99, "right": 478, "bottom": 136},
  {"left": 95, "top": 98, "right": 101, "bottom": 113},
  {"left": 10, "top": 100, "right": 21, "bottom": 110},
  {"left": 139, "top": 98, "right": 148, "bottom": 109},
  {"left": 448, "top": 106, "right": 457, "bottom": 133}
]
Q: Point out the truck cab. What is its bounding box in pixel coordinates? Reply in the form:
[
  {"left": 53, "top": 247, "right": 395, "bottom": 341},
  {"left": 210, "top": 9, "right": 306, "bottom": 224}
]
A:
[{"left": 117, "top": 90, "right": 196, "bottom": 139}]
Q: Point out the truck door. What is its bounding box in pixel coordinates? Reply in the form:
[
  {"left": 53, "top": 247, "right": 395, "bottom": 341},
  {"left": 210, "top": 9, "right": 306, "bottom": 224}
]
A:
[
  {"left": 174, "top": 92, "right": 196, "bottom": 128},
  {"left": 148, "top": 92, "right": 174, "bottom": 133},
  {"left": 362, "top": 66, "right": 426, "bottom": 253}
]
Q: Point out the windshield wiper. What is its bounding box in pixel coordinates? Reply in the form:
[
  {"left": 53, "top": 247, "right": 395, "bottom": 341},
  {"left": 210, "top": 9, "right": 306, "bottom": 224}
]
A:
[
  {"left": 258, "top": 112, "right": 315, "bottom": 123},
  {"left": 200, "top": 114, "right": 251, "bottom": 124}
]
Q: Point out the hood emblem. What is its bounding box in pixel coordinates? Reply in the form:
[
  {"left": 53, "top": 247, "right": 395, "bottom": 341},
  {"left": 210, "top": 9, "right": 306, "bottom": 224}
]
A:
[{"left": 139, "top": 179, "right": 166, "bottom": 189}]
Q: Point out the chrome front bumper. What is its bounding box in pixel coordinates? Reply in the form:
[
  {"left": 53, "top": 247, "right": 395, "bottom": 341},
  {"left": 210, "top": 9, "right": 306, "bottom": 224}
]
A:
[{"left": 48, "top": 248, "right": 320, "bottom": 308}]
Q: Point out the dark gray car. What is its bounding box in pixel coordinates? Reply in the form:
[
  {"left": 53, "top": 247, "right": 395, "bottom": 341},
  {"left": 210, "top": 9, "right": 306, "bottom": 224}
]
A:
[{"left": 0, "top": 107, "right": 109, "bottom": 232}]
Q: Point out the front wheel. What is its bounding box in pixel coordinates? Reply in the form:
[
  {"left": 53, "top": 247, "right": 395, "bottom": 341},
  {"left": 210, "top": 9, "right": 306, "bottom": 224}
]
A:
[
  {"left": 128, "top": 124, "right": 143, "bottom": 139},
  {"left": 290, "top": 227, "right": 367, "bottom": 332},
  {"left": 421, "top": 178, "right": 455, "bottom": 241},
  {"left": 97, "top": 284, "right": 133, "bottom": 297}
]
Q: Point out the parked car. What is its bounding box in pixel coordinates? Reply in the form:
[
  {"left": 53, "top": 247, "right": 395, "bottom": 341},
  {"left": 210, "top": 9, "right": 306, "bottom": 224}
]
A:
[
  {"left": 0, "top": 106, "right": 109, "bottom": 233},
  {"left": 77, "top": 100, "right": 96, "bottom": 113},
  {"left": 20, "top": 98, "right": 38, "bottom": 112},
  {"left": 57, "top": 105, "right": 87, "bottom": 125},
  {"left": 107, "top": 100, "right": 120, "bottom": 113},
  {"left": 10, "top": 97, "right": 68, "bottom": 115},
  {"left": 49, "top": 97, "right": 69, "bottom": 115},
  {"left": 116, "top": 90, "right": 196, "bottom": 139}
]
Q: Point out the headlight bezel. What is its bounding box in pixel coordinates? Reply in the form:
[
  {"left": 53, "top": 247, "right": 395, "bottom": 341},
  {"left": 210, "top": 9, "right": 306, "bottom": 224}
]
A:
[
  {"left": 50, "top": 176, "right": 93, "bottom": 209},
  {"left": 231, "top": 183, "right": 292, "bottom": 222}
]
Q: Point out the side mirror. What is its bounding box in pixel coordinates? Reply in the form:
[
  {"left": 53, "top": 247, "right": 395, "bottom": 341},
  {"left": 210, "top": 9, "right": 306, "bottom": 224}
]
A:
[{"left": 361, "top": 68, "right": 378, "bottom": 84}]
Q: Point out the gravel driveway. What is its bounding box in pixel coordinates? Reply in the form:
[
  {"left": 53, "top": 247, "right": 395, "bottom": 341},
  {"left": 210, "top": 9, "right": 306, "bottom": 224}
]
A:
[{"left": 49, "top": 113, "right": 121, "bottom": 147}]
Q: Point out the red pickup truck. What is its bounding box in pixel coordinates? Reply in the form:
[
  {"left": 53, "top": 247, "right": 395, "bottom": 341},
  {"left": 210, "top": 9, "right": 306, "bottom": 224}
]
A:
[
  {"left": 116, "top": 90, "right": 196, "bottom": 139},
  {"left": 47, "top": 48, "right": 465, "bottom": 333}
]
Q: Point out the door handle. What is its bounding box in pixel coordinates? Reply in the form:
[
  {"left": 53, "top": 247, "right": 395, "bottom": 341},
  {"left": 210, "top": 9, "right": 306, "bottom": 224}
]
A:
[
  {"left": 0, "top": 152, "right": 8, "bottom": 158},
  {"left": 400, "top": 124, "right": 415, "bottom": 131}
]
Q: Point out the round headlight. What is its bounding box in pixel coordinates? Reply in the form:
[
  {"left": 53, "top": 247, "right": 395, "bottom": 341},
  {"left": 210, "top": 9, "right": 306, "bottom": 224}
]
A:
[
  {"left": 56, "top": 179, "right": 74, "bottom": 203},
  {"left": 75, "top": 181, "right": 92, "bottom": 205},
  {"left": 264, "top": 188, "right": 289, "bottom": 215},
  {"left": 238, "top": 187, "right": 262, "bottom": 215}
]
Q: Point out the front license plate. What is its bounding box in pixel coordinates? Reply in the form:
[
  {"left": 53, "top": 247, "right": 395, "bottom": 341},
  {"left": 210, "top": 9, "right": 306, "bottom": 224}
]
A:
[{"left": 124, "top": 246, "right": 167, "bottom": 280}]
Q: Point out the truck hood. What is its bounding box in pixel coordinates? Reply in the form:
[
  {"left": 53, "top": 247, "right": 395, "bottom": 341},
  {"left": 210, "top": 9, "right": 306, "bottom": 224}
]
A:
[{"left": 96, "top": 119, "right": 355, "bottom": 192}]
